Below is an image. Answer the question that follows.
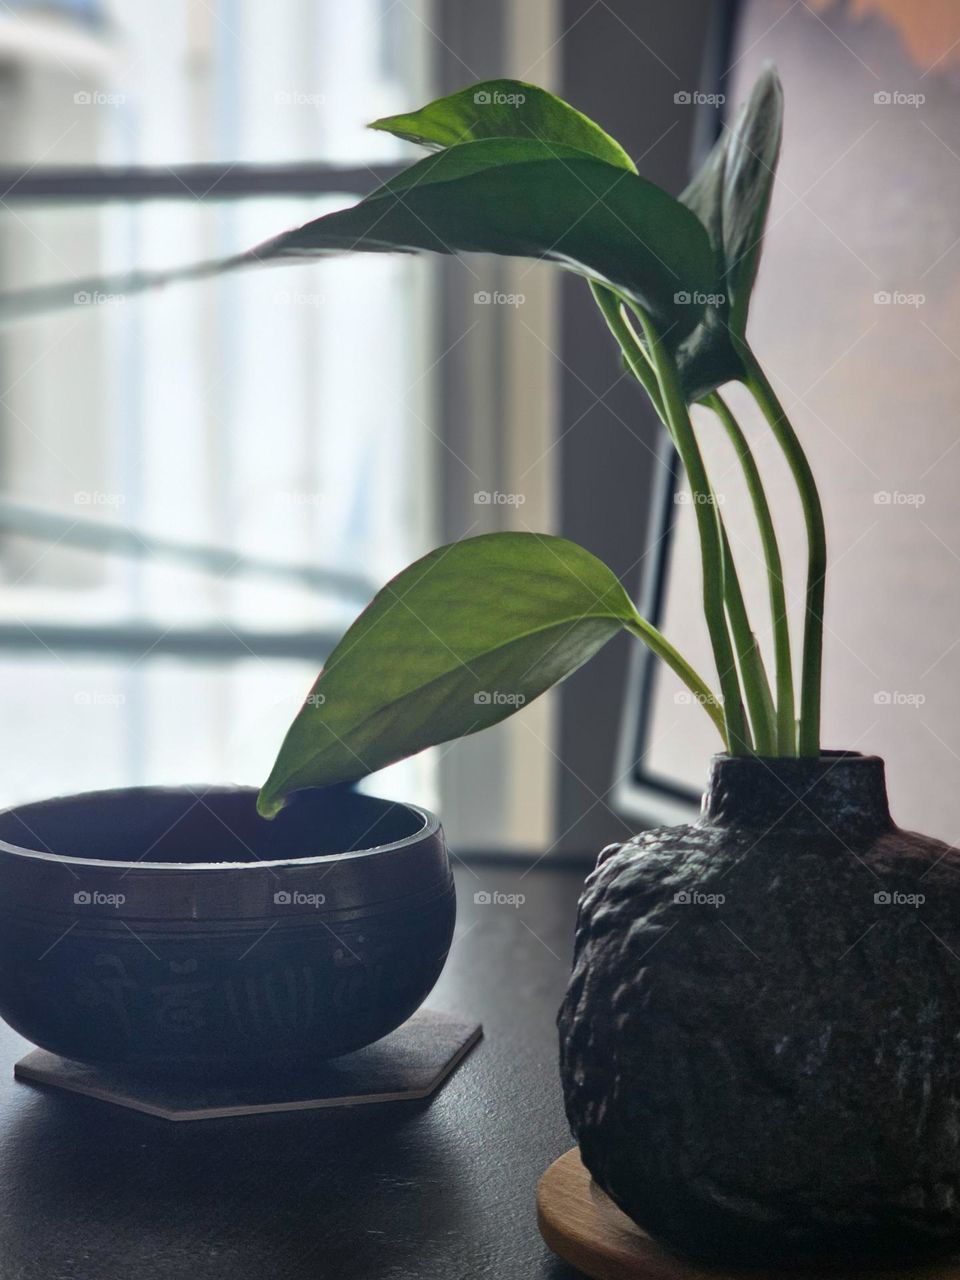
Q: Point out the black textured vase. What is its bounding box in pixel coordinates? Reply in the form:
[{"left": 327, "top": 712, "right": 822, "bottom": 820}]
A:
[{"left": 559, "top": 752, "right": 960, "bottom": 1266}]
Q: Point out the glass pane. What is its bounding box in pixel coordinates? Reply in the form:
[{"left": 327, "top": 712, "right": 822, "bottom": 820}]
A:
[
  {"left": 0, "top": 653, "right": 434, "bottom": 810},
  {"left": 0, "top": 0, "right": 430, "bottom": 168},
  {"left": 0, "top": 197, "right": 433, "bottom": 631},
  {"left": 0, "top": 204, "right": 437, "bottom": 811}
]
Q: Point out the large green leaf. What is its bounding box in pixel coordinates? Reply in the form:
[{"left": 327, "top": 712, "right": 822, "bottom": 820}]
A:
[
  {"left": 257, "top": 533, "right": 636, "bottom": 816},
  {"left": 372, "top": 78, "right": 636, "bottom": 172},
  {"left": 1, "top": 137, "right": 715, "bottom": 336},
  {"left": 373, "top": 72, "right": 782, "bottom": 401},
  {"left": 674, "top": 66, "right": 784, "bottom": 400},
  {"left": 0, "top": 75, "right": 717, "bottom": 337},
  {"left": 716, "top": 66, "right": 783, "bottom": 338},
  {"left": 262, "top": 140, "right": 715, "bottom": 336}
]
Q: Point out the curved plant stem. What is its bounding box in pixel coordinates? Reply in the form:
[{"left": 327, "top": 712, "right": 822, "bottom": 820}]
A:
[
  {"left": 590, "top": 282, "right": 665, "bottom": 417},
  {"left": 625, "top": 615, "right": 727, "bottom": 745},
  {"left": 742, "top": 352, "right": 826, "bottom": 757},
  {"left": 706, "top": 391, "right": 797, "bottom": 755},
  {"left": 593, "top": 287, "right": 761, "bottom": 753},
  {"left": 634, "top": 310, "right": 751, "bottom": 756}
]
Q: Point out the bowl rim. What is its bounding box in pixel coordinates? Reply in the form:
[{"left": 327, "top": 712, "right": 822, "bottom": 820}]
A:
[{"left": 0, "top": 785, "right": 441, "bottom": 873}]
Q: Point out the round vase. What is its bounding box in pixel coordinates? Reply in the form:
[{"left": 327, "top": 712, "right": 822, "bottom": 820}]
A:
[{"left": 559, "top": 752, "right": 960, "bottom": 1266}]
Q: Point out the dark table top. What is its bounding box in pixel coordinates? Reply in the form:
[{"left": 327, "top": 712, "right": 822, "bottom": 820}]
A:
[{"left": 0, "top": 861, "right": 588, "bottom": 1280}]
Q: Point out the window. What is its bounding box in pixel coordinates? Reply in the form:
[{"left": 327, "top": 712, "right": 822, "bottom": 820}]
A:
[{"left": 0, "top": 0, "right": 437, "bottom": 809}]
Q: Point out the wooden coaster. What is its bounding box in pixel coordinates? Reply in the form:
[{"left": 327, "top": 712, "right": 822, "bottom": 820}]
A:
[
  {"left": 536, "top": 1148, "right": 960, "bottom": 1280},
  {"left": 14, "top": 1008, "right": 481, "bottom": 1122}
]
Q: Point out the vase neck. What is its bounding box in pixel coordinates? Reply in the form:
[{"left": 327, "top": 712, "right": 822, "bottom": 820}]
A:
[{"left": 700, "top": 753, "right": 892, "bottom": 842}]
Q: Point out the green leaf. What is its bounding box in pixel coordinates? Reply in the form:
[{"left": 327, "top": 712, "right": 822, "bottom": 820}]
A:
[
  {"left": 370, "top": 136, "right": 606, "bottom": 193},
  {"left": 257, "top": 533, "right": 636, "bottom": 816},
  {"left": 371, "top": 78, "right": 636, "bottom": 172},
  {"left": 0, "top": 140, "right": 713, "bottom": 333},
  {"left": 0, "top": 80, "right": 715, "bottom": 335},
  {"left": 263, "top": 139, "right": 716, "bottom": 337},
  {"left": 670, "top": 303, "right": 742, "bottom": 403},
  {"left": 673, "top": 66, "right": 784, "bottom": 400},
  {"left": 715, "top": 65, "right": 783, "bottom": 338}
]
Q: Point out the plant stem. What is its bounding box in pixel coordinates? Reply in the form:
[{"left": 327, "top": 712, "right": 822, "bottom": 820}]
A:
[
  {"left": 706, "top": 391, "right": 797, "bottom": 755},
  {"left": 742, "top": 353, "right": 825, "bottom": 757},
  {"left": 590, "top": 282, "right": 665, "bottom": 417},
  {"left": 625, "top": 615, "right": 727, "bottom": 745},
  {"left": 716, "top": 517, "right": 776, "bottom": 754},
  {"left": 592, "top": 287, "right": 784, "bottom": 754},
  {"left": 592, "top": 289, "right": 775, "bottom": 751},
  {"left": 635, "top": 310, "right": 751, "bottom": 755}
]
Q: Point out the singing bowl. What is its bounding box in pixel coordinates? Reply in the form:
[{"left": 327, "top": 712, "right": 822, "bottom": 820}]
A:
[{"left": 0, "top": 785, "right": 455, "bottom": 1079}]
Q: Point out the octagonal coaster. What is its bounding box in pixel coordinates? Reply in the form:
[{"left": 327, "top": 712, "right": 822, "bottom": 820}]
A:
[
  {"left": 537, "top": 1148, "right": 960, "bottom": 1280},
  {"left": 14, "top": 1008, "right": 481, "bottom": 1122}
]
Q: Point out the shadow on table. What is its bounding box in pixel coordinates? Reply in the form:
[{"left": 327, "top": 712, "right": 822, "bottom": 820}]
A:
[{"left": 0, "top": 1085, "right": 477, "bottom": 1278}]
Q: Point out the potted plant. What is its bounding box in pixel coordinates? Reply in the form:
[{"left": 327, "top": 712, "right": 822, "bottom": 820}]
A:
[
  {"left": 5, "top": 65, "right": 960, "bottom": 1265},
  {"left": 243, "top": 71, "right": 960, "bottom": 1266}
]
